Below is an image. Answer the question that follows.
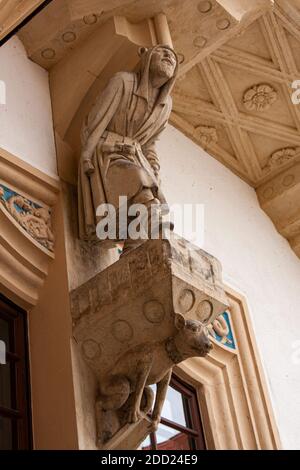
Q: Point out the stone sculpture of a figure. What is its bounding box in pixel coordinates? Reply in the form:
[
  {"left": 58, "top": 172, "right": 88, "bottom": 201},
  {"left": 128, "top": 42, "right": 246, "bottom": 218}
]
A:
[{"left": 78, "top": 45, "right": 178, "bottom": 253}]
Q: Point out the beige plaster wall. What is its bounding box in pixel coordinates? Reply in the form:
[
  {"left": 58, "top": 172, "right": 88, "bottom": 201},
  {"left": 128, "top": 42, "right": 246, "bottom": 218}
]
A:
[
  {"left": 61, "top": 181, "right": 119, "bottom": 449},
  {"left": 28, "top": 195, "right": 78, "bottom": 449}
]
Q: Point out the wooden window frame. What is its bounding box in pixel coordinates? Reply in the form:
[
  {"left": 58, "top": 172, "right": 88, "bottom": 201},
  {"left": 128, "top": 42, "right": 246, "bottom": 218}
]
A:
[
  {"left": 146, "top": 375, "right": 206, "bottom": 451},
  {"left": 0, "top": 295, "right": 32, "bottom": 450}
]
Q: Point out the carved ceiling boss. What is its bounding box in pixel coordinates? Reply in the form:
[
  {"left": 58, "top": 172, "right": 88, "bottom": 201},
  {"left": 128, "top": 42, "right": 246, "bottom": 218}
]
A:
[{"left": 78, "top": 45, "right": 178, "bottom": 254}]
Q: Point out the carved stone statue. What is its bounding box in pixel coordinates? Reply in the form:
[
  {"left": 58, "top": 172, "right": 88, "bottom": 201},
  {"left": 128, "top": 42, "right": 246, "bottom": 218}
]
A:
[
  {"left": 73, "top": 43, "right": 229, "bottom": 451},
  {"left": 96, "top": 316, "right": 212, "bottom": 435},
  {"left": 78, "top": 45, "right": 178, "bottom": 253}
]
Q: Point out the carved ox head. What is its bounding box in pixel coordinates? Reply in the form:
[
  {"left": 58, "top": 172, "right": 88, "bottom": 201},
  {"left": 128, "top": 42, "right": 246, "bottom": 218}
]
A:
[{"left": 172, "top": 316, "right": 213, "bottom": 363}]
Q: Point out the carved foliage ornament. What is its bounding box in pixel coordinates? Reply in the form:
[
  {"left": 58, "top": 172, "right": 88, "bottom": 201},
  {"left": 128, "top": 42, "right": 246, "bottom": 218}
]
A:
[
  {"left": 0, "top": 183, "right": 54, "bottom": 252},
  {"left": 264, "top": 147, "right": 297, "bottom": 173},
  {"left": 194, "top": 126, "right": 218, "bottom": 147},
  {"left": 243, "top": 84, "right": 278, "bottom": 112}
]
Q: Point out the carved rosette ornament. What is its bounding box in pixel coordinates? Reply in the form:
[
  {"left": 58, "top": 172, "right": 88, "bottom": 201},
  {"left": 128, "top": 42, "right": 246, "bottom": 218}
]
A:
[
  {"left": 70, "top": 235, "right": 229, "bottom": 450},
  {"left": 195, "top": 126, "right": 218, "bottom": 147},
  {"left": 0, "top": 183, "right": 54, "bottom": 252},
  {"left": 243, "top": 84, "right": 278, "bottom": 112},
  {"left": 264, "top": 147, "right": 297, "bottom": 173}
]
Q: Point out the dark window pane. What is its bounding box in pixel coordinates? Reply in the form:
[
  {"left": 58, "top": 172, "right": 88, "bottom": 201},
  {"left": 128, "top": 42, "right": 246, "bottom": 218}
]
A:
[
  {"left": 0, "top": 362, "right": 12, "bottom": 408},
  {"left": 0, "top": 318, "right": 10, "bottom": 351},
  {"left": 0, "top": 416, "right": 13, "bottom": 450},
  {"left": 0, "top": 297, "right": 31, "bottom": 449}
]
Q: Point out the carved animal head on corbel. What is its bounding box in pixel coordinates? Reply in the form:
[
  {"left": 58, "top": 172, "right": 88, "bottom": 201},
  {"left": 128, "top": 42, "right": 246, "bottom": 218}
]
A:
[{"left": 165, "top": 314, "right": 213, "bottom": 365}]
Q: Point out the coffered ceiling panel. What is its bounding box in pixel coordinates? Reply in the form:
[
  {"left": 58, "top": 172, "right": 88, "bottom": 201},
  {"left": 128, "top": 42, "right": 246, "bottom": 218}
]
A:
[{"left": 171, "top": 1, "right": 300, "bottom": 258}]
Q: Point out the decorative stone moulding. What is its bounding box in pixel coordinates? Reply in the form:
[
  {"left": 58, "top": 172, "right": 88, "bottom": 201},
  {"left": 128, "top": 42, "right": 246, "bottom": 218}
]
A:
[
  {"left": 0, "top": 148, "right": 60, "bottom": 309},
  {"left": 243, "top": 83, "right": 278, "bottom": 112},
  {"left": 257, "top": 161, "right": 300, "bottom": 259},
  {"left": 0, "top": 184, "right": 54, "bottom": 252},
  {"left": 198, "top": 1, "right": 213, "bottom": 14},
  {"left": 70, "top": 235, "right": 229, "bottom": 450},
  {"left": 177, "top": 288, "right": 281, "bottom": 450},
  {"left": 195, "top": 125, "right": 218, "bottom": 147},
  {"left": 264, "top": 147, "right": 298, "bottom": 173}
]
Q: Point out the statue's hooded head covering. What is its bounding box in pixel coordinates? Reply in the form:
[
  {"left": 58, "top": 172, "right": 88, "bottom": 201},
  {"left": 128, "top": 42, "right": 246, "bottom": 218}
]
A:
[{"left": 135, "top": 45, "right": 179, "bottom": 106}]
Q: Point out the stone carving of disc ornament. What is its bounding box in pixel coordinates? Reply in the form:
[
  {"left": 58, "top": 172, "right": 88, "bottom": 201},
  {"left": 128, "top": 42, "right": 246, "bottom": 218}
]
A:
[
  {"left": 82, "top": 339, "right": 102, "bottom": 360},
  {"left": 178, "top": 289, "right": 195, "bottom": 313},
  {"left": 143, "top": 300, "right": 165, "bottom": 324},
  {"left": 243, "top": 84, "right": 278, "bottom": 112},
  {"left": 196, "top": 300, "right": 213, "bottom": 323},
  {"left": 111, "top": 320, "right": 133, "bottom": 343}
]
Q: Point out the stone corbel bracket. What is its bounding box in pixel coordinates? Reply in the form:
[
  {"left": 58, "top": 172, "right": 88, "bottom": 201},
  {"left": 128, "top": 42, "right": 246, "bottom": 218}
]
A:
[
  {"left": 0, "top": 148, "right": 60, "bottom": 309},
  {"left": 70, "top": 236, "right": 229, "bottom": 450}
]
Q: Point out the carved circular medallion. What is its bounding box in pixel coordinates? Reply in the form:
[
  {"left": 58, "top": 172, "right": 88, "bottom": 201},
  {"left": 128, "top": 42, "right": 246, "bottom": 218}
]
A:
[
  {"left": 282, "top": 174, "right": 295, "bottom": 187},
  {"left": 82, "top": 339, "right": 102, "bottom": 360},
  {"left": 196, "top": 300, "right": 213, "bottom": 323},
  {"left": 243, "top": 84, "right": 278, "bottom": 112},
  {"left": 143, "top": 300, "right": 165, "bottom": 324},
  {"left": 193, "top": 36, "right": 207, "bottom": 48},
  {"left": 262, "top": 186, "right": 274, "bottom": 199},
  {"left": 41, "top": 48, "right": 56, "bottom": 60},
  {"left": 178, "top": 289, "right": 195, "bottom": 313},
  {"left": 83, "top": 14, "right": 98, "bottom": 25},
  {"left": 198, "top": 1, "right": 212, "bottom": 13},
  {"left": 62, "top": 31, "right": 77, "bottom": 43},
  {"left": 112, "top": 320, "right": 133, "bottom": 343},
  {"left": 216, "top": 18, "right": 231, "bottom": 30}
]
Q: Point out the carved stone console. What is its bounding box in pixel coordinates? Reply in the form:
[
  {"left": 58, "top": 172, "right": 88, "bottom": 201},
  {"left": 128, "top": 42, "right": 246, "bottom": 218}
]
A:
[{"left": 70, "top": 235, "right": 228, "bottom": 450}]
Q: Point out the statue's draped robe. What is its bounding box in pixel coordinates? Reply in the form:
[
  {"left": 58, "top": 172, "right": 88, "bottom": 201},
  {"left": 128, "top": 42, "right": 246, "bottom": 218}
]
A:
[
  {"left": 78, "top": 72, "right": 173, "bottom": 241},
  {"left": 78, "top": 47, "right": 178, "bottom": 242}
]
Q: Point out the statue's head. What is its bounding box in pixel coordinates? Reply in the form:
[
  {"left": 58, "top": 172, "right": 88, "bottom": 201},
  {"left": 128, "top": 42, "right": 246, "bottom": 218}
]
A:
[
  {"left": 137, "top": 45, "right": 178, "bottom": 103},
  {"left": 149, "top": 46, "right": 177, "bottom": 82}
]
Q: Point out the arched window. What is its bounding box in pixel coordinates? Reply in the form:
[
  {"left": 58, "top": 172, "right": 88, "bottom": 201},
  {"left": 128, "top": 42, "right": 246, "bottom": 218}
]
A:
[
  {"left": 141, "top": 375, "right": 206, "bottom": 450},
  {"left": 0, "top": 296, "right": 32, "bottom": 449}
]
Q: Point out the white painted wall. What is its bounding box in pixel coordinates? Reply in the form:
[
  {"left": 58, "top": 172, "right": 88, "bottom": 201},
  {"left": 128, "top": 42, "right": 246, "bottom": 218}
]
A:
[
  {"left": 158, "top": 125, "right": 300, "bottom": 450},
  {"left": 0, "top": 37, "right": 57, "bottom": 178}
]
